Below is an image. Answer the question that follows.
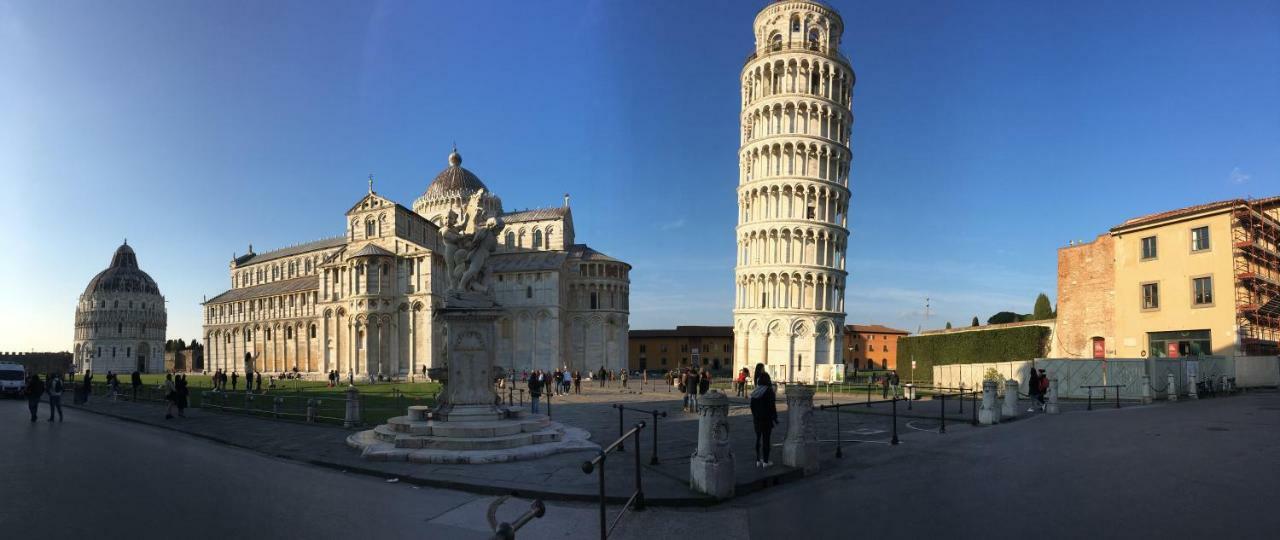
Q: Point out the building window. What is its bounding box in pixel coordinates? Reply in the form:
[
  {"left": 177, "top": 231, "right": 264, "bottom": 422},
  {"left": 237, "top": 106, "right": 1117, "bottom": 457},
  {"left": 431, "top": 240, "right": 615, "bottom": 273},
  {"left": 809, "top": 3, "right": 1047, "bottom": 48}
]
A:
[
  {"left": 661, "top": 358, "right": 667, "bottom": 366},
  {"left": 1141, "top": 282, "right": 1160, "bottom": 310},
  {"left": 310, "top": 325, "right": 317, "bottom": 338},
  {"left": 526, "top": 286, "right": 533, "bottom": 299},
  {"left": 126, "top": 347, "right": 131, "bottom": 357},
  {"left": 1191, "top": 226, "right": 1210, "bottom": 252},
  {"left": 1193, "top": 276, "right": 1213, "bottom": 306},
  {"left": 723, "top": 344, "right": 731, "bottom": 352},
  {"left": 366, "top": 221, "right": 376, "bottom": 237},
  {"left": 590, "top": 292, "right": 598, "bottom": 310},
  {"left": 1140, "top": 236, "right": 1157, "bottom": 260},
  {"left": 660, "top": 344, "right": 668, "bottom": 353},
  {"left": 533, "top": 230, "right": 543, "bottom": 249},
  {"left": 117, "top": 323, "right": 123, "bottom": 334},
  {"left": 681, "top": 344, "right": 688, "bottom": 353}
]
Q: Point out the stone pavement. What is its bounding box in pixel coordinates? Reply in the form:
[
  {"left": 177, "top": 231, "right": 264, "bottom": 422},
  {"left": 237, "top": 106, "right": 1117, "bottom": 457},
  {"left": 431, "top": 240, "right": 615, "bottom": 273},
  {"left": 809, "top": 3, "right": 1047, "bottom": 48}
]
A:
[{"left": 61, "top": 381, "right": 1004, "bottom": 506}]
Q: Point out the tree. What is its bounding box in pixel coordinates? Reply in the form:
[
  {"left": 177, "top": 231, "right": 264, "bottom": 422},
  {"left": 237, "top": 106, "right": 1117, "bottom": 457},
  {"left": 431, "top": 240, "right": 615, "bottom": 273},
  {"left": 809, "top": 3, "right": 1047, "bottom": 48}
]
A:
[
  {"left": 945, "top": 322, "right": 953, "bottom": 329},
  {"left": 175, "top": 338, "right": 187, "bottom": 351},
  {"left": 1032, "top": 293, "right": 1054, "bottom": 320},
  {"left": 971, "top": 316, "right": 980, "bottom": 327},
  {"left": 987, "top": 311, "right": 1027, "bottom": 325}
]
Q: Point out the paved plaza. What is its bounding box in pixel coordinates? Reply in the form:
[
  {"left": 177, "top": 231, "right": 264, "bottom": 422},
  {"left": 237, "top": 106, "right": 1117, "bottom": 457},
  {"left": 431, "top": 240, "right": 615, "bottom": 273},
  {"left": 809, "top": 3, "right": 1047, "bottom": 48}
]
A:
[{"left": 5, "top": 384, "right": 1280, "bottom": 539}]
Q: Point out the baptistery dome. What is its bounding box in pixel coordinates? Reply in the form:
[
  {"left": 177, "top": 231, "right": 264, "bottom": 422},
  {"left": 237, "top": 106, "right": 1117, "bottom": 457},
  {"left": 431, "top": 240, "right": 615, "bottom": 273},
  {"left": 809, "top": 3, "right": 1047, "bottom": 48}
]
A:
[{"left": 73, "top": 242, "right": 167, "bottom": 374}]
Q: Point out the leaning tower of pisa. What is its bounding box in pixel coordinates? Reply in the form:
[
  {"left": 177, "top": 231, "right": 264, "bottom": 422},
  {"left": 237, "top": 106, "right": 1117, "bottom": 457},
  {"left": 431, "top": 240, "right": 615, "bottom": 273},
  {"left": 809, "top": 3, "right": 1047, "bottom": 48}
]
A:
[{"left": 734, "top": 0, "right": 852, "bottom": 384}]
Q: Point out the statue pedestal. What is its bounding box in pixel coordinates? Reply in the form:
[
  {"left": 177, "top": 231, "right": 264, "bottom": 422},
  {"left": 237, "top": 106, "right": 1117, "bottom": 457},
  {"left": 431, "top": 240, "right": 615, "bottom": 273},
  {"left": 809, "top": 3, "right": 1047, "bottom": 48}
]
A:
[{"left": 347, "top": 307, "right": 598, "bottom": 463}]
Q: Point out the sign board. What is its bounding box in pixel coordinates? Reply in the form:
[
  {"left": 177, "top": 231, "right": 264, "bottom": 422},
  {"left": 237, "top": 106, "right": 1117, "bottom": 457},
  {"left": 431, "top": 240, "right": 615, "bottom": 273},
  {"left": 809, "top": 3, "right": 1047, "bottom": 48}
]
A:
[
  {"left": 1092, "top": 338, "right": 1106, "bottom": 359},
  {"left": 1166, "top": 342, "right": 1180, "bottom": 358}
]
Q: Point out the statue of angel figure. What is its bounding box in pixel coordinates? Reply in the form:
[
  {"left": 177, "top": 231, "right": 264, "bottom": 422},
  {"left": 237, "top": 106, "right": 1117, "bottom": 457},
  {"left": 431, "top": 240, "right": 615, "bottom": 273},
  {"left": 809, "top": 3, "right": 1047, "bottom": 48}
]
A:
[{"left": 439, "top": 190, "right": 505, "bottom": 303}]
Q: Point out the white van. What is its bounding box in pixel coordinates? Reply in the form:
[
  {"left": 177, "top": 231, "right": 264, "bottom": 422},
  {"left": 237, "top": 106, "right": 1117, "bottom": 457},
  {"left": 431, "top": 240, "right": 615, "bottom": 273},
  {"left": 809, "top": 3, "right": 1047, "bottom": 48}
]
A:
[{"left": 0, "top": 362, "right": 26, "bottom": 397}]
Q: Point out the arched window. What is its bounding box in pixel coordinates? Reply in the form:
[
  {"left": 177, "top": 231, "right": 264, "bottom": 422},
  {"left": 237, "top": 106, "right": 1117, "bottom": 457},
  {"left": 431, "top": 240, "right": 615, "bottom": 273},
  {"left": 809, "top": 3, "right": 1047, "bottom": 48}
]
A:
[
  {"left": 309, "top": 325, "right": 317, "bottom": 339},
  {"left": 590, "top": 292, "right": 599, "bottom": 310},
  {"left": 526, "top": 286, "right": 533, "bottom": 299},
  {"left": 505, "top": 232, "right": 515, "bottom": 247},
  {"left": 117, "top": 323, "right": 122, "bottom": 333},
  {"left": 769, "top": 33, "right": 782, "bottom": 51},
  {"left": 285, "top": 327, "right": 292, "bottom": 340},
  {"left": 807, "top": 29, "right": 821, "bottom": 50},
  {"left": 366, "top": 220, "right": 376, "bottom": 237},
  {"left": 533, "top": 230, "right": 544, "bottom": 249},
  {"left": 127, "top": 347, "right": 131, "bottom": 357}
]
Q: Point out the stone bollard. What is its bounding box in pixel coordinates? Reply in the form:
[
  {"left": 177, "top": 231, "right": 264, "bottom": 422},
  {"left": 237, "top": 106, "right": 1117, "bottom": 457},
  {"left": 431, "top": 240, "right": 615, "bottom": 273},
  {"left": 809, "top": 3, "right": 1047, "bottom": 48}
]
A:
[
  {"left": 1002, "top": 379, "right": 1019, "bottom": 420},
  {"left": 782, "top": 384, "right": 819, "bottom": 475},
  {"left": 689, "top": 390, "right": 734, "bottom": 499},
  {"left": 979, "top": 380, "right": 999, "bottom": 425},
  {"left": 1187, "top": 370, "right": 1199, "bottom": 400},
  {"left": 1045, "top": 378, "right": 1060, "bottom": 414},
  {"left": 272, "top": 397, "right": 283, "bottom": 419},
  {"left": 1141, "top": 375, "right": 1152, "bottom": 404},
  {"left": 344, "top": 386, "right": 361, "bottom": 428},
  {"left": 1166, "top": 373, "right": 1178, "bottom": 402},
  {"left": 306, "top": 399, "right": 317, "bottom": 423}
]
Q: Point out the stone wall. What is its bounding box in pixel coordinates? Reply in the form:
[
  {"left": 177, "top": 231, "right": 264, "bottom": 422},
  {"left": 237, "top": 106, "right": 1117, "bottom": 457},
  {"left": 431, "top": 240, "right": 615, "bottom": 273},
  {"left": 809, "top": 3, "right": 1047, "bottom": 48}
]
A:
[
  {"left": 1054, "top": 234, "right": 1115, "bottom": 358},
  {"left": 932, "top": 357, "right": 1242, "bottom": 399},
  {"left": 0, "top": 352, "right": 73, "bottom": 374},
  {"left": 1232, "top": 356, "right": 1280, "bottom": 387}
]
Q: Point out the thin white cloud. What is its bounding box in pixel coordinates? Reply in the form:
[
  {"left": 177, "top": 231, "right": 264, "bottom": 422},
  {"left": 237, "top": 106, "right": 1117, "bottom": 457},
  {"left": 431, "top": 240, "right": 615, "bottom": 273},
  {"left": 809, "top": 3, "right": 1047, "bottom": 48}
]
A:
[
  {"left": 659, "top": 218, "right": 687, "bottom": 231},
  {"left": 1230, "top": 167, "right": 1251, "bottom": 185}
]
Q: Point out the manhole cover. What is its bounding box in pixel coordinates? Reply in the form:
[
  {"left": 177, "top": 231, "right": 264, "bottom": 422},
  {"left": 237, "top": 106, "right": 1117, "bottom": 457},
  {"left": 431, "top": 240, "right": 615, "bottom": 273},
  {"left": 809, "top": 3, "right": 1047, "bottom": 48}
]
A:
[{"left": 1205, "top": 426, "right": 1229, "bottom": 432}]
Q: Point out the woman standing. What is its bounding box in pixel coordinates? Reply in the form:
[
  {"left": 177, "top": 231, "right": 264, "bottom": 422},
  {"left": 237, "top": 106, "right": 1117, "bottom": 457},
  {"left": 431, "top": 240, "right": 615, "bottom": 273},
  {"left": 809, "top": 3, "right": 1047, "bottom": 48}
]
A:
[
  {"left": 25, "top": 373, "right": 45, "bottom": 422},
  {"left": 175, "top": 374, "right": 189, "bottom": 418},
  {"left": 749, "top": 363, "right": 778, "bottom": 468},
  {"left": 162, "top": 373, "right": 177, "bottom": 420}
]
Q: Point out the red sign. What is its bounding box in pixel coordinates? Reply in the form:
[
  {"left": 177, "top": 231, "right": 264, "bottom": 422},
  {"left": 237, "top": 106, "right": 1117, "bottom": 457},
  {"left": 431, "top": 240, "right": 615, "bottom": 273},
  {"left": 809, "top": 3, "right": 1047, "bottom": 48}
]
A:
[
  {"left": 1092, "top": 338, "right": 1106, "bottom": 359},
  {"left": 1166, "top": 342, "right": 1180, "bottom": 358}
]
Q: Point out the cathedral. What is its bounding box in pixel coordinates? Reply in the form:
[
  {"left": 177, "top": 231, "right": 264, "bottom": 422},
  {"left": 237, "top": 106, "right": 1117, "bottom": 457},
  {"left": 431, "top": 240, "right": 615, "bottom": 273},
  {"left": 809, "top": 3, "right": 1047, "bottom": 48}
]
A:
[{"left": 201, "top": 149, "right": 630, "bottom": 379}]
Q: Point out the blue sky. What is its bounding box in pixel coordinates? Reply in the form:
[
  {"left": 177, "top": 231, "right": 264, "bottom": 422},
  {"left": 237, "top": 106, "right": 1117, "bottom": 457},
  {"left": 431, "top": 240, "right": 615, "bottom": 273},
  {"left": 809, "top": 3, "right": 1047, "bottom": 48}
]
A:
[{"left": 2, "top": 0, "right": 1277, "bottom": 351}]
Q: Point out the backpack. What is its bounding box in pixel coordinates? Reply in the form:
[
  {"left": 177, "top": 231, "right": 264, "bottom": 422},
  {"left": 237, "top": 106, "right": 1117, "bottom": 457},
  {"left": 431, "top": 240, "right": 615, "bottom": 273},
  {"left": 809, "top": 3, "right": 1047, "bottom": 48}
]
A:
[
  {"left": 52, "top": 379, "right": 63, "bottom": 393},
  {"left": 1038, "top": 376, "right": 1049, "bottom": 393}
]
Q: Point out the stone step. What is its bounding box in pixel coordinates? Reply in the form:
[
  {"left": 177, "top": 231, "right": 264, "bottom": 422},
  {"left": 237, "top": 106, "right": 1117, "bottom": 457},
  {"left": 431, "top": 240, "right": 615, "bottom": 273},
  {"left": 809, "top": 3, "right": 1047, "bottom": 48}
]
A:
[
  {"left": 397, "top": 428, "right": 566, "bottom": 451},
  {"left": 406, "top": 405, "right": 432, "bottom": 421}
]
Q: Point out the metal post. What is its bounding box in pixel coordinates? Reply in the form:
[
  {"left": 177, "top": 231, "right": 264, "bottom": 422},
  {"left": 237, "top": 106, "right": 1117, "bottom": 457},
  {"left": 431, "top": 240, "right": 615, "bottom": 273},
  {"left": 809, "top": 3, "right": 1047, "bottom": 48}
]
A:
[
  {"left": 891, "top": 396, "right": 899, "bottom": 445},
  {"left": 939, "top": 393, "right": 946, "bottom": 434},
  {"left": 547, "top": 390, "right": 552, "bottom": 420},
  {"left": 616, "top": 405, "right": 626, "bottom": 452},
  {"left": 633, "top": 426, "right": 646, "bottom": 512},
  {"left": 970, "top": 390, "right": 978, "bottom": 426},
  {"left": 1087, "top": 388, "right": 1093, "bottom": 411},
  {"left": 958, "top": 386, "right": 964, "bottom": 414},
  {"left": 650, "top": 410, "right": 665, "bottom": 465},
  {"left": 1115, "top": 386, "right": 1121, "bottom": 409},
  {"left": 834, "top": 405, "right": 843, "bottom": 458},
  {"left": 866, "top": 384, "right": 871, "bottom": 407},
  {"left": 597, "top": 455, "right": 607, "bottom": 540}
]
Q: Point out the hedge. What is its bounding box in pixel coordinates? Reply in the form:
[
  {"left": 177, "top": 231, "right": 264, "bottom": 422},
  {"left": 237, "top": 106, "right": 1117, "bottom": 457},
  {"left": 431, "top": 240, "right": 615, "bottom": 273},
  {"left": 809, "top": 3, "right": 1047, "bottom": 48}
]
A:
[{"left": 895, "top": 326, "right": 1051, "bottom": 384}]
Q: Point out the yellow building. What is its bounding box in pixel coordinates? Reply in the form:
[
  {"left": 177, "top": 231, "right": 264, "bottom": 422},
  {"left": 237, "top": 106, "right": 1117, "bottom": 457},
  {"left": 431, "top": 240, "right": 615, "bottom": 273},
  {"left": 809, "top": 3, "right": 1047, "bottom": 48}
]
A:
[{"left": 1057, "top": 197, "right": 1279, "bottom": 359}]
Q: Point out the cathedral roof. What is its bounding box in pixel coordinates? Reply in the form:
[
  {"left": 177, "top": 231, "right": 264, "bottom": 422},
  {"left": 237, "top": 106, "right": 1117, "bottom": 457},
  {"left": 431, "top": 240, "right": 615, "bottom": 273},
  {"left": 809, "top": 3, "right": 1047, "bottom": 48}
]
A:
[
  {"left": 205, "top": 275, "right": 318, "bottom": 305},
  {"left": 489, "top": 251, "right": 569, "bottom": 273},
  {"left": 502, "top": 207, "right": 569, "bottom": 223},
  {"left": 234, "top": 236, "right": 347, "bottom": 266},
  {"left": 349, "top": 244, "right": 396, "bottom": 258},
  {"left": 421, "top": 149, "right": 489, "bottom": 200},
  {"left": 568, "top": 244, "right": 628, "bottom": 266},
  {"left": 83, "top": 243, "right": 161, "bottom": 296}
]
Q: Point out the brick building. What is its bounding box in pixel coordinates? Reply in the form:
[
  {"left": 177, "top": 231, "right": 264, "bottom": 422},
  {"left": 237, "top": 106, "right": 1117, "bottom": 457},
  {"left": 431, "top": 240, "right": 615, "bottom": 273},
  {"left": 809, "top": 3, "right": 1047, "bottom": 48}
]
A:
[
  {"left": 843, "top": 325, "right": 909, "bottom": 371},
  {"left": 628, "top": 326, "right": 734, "bottom": 373}
]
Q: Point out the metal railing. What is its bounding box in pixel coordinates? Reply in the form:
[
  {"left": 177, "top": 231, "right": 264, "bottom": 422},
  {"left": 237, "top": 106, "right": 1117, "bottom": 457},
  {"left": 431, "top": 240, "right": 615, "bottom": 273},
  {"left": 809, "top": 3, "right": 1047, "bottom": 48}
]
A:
[
  {"left": 581, "top": 421, "right": 647, "bottom": 540},
  {"left": 199, "top": 390, "right": 355, "bottom": 424},
  {"left": 487, "top": 496, "right": 545, "bottom": 540},
  {"left": 611, "top": 404, "right": 668, "bottom": 465},
  {"left": 818, "top": 395, "right": 899, "bottom": 458},
  {"left": 1081, "top": 384, "right": 1126, "bottom": 410}
]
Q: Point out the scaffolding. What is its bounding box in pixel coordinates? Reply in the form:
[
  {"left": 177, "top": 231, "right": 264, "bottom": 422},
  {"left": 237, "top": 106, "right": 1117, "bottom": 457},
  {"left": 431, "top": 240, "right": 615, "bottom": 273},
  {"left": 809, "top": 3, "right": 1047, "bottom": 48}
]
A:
[{"left": 1233, "top": 198, "right": 1280, "bottom": 355}]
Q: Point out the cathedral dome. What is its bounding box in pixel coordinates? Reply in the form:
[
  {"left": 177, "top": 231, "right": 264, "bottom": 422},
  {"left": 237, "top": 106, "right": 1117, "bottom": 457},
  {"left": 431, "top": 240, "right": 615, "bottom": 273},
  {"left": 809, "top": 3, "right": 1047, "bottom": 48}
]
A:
[
  {"left": 83, "top": 243, "right": 161, "bottom": 295},
  {"left": 422, "top": 149, "right": 489, "bottom": 200}
]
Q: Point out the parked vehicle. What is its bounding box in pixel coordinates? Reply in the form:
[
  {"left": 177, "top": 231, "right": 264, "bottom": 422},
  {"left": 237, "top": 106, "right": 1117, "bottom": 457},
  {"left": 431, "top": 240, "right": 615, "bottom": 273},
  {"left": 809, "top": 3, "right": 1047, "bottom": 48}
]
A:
[{"left": 0, "top": 362, "right": 27, "bottom": 397}]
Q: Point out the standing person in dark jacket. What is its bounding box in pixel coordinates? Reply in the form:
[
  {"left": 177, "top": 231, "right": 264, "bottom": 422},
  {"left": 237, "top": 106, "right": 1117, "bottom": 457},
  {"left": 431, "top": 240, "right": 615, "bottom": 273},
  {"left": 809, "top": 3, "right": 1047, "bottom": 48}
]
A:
[
  {"left": 1026, "top": 367, "right": 1041, "bottom": 413},
  {"left": 685, "top": 368, "right": 701, "bottom": 412},
  {"left": 80, "top": 369, "right": 94, "bottom": 404},
  {"left": 131, "top": 370, "right": 142, "bottom": 401},
  {"left": 749, "top": 363, "right": 778, "bottom": 467},
  {"left": 25, "top": 374, "right": 45, "bottom": 422},
  {"left": 175, "top": 375, "right": 189, "bottom": 418},
  {"left": 47, "top": 373, "right": 65, "bottom": 421},
  {"left": 528, "top": 370, "right": 544, "bottom": 414},
  {"left": 231, "top": 371, "right": 239, "bottom": 391},
  {"left": 255, "top": 371, "right": 263, "bottom": 393}
]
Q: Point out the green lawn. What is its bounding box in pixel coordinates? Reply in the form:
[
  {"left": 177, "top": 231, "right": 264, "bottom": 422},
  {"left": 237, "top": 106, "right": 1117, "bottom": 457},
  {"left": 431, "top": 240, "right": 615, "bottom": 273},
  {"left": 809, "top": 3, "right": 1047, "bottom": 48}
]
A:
[{"left": 71, "top": 374, "right": 442, "bottom": 426}]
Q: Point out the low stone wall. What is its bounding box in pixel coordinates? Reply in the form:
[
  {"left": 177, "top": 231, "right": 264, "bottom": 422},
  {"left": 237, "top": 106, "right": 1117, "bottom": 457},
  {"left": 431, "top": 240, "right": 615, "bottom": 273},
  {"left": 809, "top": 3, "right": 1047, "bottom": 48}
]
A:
[
  {"left": 1233, "top": 356, "right": 1280, "bottom": 388},
  {"left": 931, "top": 358, "right": 1236, "bottom": 400}
]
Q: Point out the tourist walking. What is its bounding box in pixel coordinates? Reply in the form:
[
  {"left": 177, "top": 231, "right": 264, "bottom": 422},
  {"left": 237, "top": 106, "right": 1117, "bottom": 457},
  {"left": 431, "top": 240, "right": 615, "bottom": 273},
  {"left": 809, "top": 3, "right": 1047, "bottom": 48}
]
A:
[
  {"left": 881, "top": 373, "right": 890, "bottom": 399},
  {"left": 107, "top": 371, "right": 120, "bottom": 400},
  {"left": 131, "top": 370, "right": 142, "bottom": 401},
  {"left": 620, "top": 369, "right": 629, "bottom": 389},
  {"left": 685, "top": 368, "right": 701, "bottom": 412},
  {"left": 528, "top": 370, "right": 544, "bottom": 414},
  {"left": 573, "top": 371, "right": 582, "bottom": 394},
  {"left": 889, "top": 371, "right": 900, "bottom": 398},
  {"left": 1036, "top": 369, "right": 1049, "bottom": 411},
  {"left": 750, "top": 363, "right": 778, "bottom": 467},
  {"left": 77, "top": 369, "right": 93, "bottom": 404},
  {"left": 735, "top": 367, "right": 749, "bottom": 397},
  {"left": 47, "top": 373, "right": 64, "bottom": 421},
  {"left": 25, "top": 373, "right": 45, "bottom": 422},
  {"left": 231, "top": 371, "right": 239, "bottom": 391},
  {"left": 699, "top": 368, "right": 711, "bottom": 396},
  {"left": 162, "top": 373, "right": 178, "bottom": 420}
]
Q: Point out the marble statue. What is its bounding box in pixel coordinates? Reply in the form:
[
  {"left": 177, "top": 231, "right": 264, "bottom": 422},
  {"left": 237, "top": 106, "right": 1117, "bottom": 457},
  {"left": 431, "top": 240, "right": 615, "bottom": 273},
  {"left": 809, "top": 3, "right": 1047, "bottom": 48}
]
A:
[{"left": 440, "top": 189, "right": 505, "bottom": 307}]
